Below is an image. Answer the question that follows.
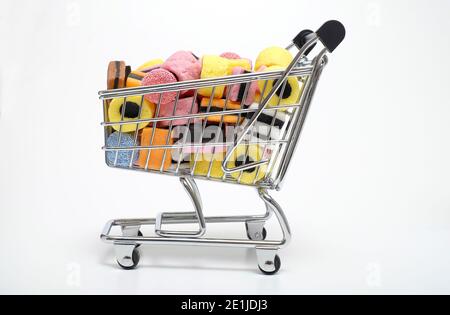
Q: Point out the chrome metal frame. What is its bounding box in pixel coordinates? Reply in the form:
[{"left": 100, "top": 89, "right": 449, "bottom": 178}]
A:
[
  {"left": 101, "top": 177, "right": 290, "bottom": 272},
  {"left": 101, "top": 177, "right": 290, "bottom": 249},
  {"left": 99, "top": 28, "right": 336, "bottom": 273}
]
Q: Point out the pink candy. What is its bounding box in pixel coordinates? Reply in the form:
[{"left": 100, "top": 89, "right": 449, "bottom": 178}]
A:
[
  {"left": 227, "top": 67, "right": 258, "bottom": 105},
  {"left": 157, "top": 97, "right": 199, "bottom": 128},
  {"left": 162, "top": 51, "right": 201, "bottom": 82},
  {"left": 220, "top": 52, "right": 241, "bottom": 59},
  {"left": 142, "top": 68, "right": 178, "bottom": 105},
  {"left": 162, "top": 51, "right": 201, "bottom": 96}
]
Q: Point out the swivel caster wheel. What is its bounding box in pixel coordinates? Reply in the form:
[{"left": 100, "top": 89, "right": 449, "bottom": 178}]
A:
[
  {"left": 245, "top": 222, "right": 267, "bottom": 241},
  {"left": 256, "top": 249, "right": 281, "bottom": 275},
  {"left": 121, "top": 226, "right": 143, "bottom": 248},
  {"left": 258, "top": 255, "right": 281, "bottom": 275},
  {"left": 115, "top": 245, "right": 140, "bottom": 270},
  {"left": 135, "top": 230, "right": 143, "bottom": 248}
]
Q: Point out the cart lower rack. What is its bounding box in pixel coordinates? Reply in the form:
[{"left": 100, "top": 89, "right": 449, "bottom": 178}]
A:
[{"left": 99, "top": 21, "right": 345, "bottom": 274}]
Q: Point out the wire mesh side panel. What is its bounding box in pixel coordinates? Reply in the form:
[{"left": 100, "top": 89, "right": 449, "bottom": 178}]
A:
[{"left": 102, "top": 72, "right": 307, "bottom": 188}]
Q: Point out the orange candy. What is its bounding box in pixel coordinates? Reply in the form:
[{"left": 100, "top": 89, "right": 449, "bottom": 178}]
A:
[
  {"left": 137, "top": 128, "right": 173, "bottom": 171},
  {"left": 199, "top": 98, "right": 244, "bottom": 124},
  {"left": 126, "top": 70, "right": 146, "bottom": 88}
]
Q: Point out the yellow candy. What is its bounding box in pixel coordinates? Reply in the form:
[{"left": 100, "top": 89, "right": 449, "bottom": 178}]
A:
[
  {"left": 198, "top": 56, "right": 252, "bottom": 98},
  {"left": 198, "top": 55, "right": 229, "bottom": 98},
  {"left": 108, "top": 95, "right": 155, "bottom": 133},
  {"left": 136, "top": 58, "right": 164, "bottom": 71},
  {"left": 227, "top": 59, "right": 252, "bottom": 72},
  {"left": 191, "top": 152, "right": 225, "bottom": 179},
  {"left": 227, "top": 145, "right": 267, "bottom": 184},
  {"left": 257, "top": 66, "right": 301, "bottom": 108},
  {"left": 255, "top": 46, "right": 293, "bottom": 70}
]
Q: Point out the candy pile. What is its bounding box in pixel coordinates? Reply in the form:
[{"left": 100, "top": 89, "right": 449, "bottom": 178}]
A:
[{"left": 105, "top": 47, "right": 301, "bottom": 184}]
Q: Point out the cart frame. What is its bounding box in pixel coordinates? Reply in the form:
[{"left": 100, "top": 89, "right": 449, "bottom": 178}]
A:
[{"left": 99, "top": 21, "right": 345, "bottom": 274}]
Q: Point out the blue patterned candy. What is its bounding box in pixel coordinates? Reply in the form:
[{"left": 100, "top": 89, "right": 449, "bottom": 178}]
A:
[{"left": 106, "top": 132, "right": 139, "bottom": 167}]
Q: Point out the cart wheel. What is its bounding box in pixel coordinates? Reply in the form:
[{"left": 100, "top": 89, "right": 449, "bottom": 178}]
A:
[
  {"left": 135, "top": 230, "right": 143, "bottom": 248},
  {"left": 117, "top": 247, "right": 140, "bottom": 270},
  {"left": 258, "top": 255, "right": 281, "bottom": 275},
  {"left": 245, "top": 222, "right": 267, "bottom": 241}
]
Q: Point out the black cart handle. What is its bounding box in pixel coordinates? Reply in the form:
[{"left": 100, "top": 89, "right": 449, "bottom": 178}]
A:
[{"left": 293, "top": 20, "right": 346, "bottom": 54}]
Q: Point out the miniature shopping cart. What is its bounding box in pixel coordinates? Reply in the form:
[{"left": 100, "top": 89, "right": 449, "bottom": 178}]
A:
[{"left": 99, "top": 21, "right": 345, "bottom": 274}]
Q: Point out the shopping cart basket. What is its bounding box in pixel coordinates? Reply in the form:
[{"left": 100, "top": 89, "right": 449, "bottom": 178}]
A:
[{"left": 99, "top": 20, "right": 345, "bottom": 274}]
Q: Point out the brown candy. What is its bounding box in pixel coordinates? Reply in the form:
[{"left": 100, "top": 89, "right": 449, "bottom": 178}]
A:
[{"left": 107, "top": 61, "right": 126, "bottom": 90}]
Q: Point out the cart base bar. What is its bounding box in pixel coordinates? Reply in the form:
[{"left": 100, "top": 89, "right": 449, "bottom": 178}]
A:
[{"left": 100, "top": 177, "right": 291, "bottom": 274}]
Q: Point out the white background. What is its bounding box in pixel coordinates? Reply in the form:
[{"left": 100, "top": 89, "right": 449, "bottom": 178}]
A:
[{"left": 0, "top": 0, "right": 449, "bottom": 294}]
